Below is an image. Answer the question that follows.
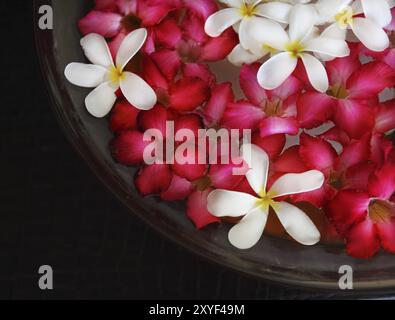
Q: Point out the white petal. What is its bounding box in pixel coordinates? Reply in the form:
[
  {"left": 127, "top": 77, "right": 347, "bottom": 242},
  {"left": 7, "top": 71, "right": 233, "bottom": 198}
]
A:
[
  {"left": 80, "top": 33, "right": 113, "bottom": 68},
  {"left": 85, "top": 82, "right": 117, "bottom": 118},
  {"left": 255, "top": 2, "right": 293, "bottom": 23},
  {"left": 64, "top": 63, "right": 107, "bottom": 88},
  {"left": 120, "top": 72, "right": 156, "bottom": 110},
  {"left": 300, "top": 53, "right": 329, "bottom": 93},
  {"left": 351, "top": 17, "right": 390, "bottom": 51},
  {"left": 257, "top": 52, "right": 297, "bottom": 90},
  {"left": 240, "top": 17, "right": 289, "bottom": 54},
  {"left": 116, "top": 28, "right": 147, "bottom": 70},
  {"left": 241, "top": 144, "right": 270, "bottom": 195},
  {"left": 288, "top": 4, "right": 317, "bottom": 42},
  {"left": 204, "top": 8, "right": 242, "bottom": 38},
  {"left": 320, "top": 22, "right": 348, "bottom": 40},
  {"left": 228, "top": 206, "right": 269, "bottom": 249},
  {"left": 269, "top": 170, "right": 325, "bottom": 198},
  {"left": 220, "top": 0, "right": 243, "bottom": 7},
  {"left": 315, "top": 0, "right": 352, "bottom": 21},
  {"left": 361, "top": 0, "right": 392, "bottom": 27},
  {"left": 273, "top": 202, "right": 320, "bottom": 245},
  {"left": 305, "top": 37, "right": 350, "bottom": 57},
  {"left": 207, "top": 190, "right": 259, "bottom": 217},
  {"left": 228, "top": 44, "right": 263, "bottom": 66}
]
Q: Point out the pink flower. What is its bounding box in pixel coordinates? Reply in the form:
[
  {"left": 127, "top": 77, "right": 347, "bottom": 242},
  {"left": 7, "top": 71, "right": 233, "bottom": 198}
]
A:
[
  {"left": 78, "top": 0, "right": 181, "bottom": 56},
  {"left": 153, "top": 9, "right": 238, "bottom": 65},
  {"left": 219, "top": 63, "right": 302, "bottom": 138},
  {"left": 297, "top": 45, "right": 395, "bottom": 139},
  {"left": 327, "top": 163, "right": 395, "bottom": 259},
  {"left": 142, "top": 54, "right": 212, "bottom": 113}
]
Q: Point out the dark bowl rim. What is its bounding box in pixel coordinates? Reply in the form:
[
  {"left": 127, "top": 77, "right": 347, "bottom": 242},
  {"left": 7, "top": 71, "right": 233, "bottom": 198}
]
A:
[{"left": 32, "top": 0, "right": 395, "bottom": 294}]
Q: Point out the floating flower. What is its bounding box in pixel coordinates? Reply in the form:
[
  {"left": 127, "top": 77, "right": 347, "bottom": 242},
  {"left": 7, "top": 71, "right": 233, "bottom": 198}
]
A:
[
  {"left": 327, "top": 163, "right": 395, "bottom": 258},
  {"left": 297, "top": 45, "right": 395, "bottom": 138},
  {"left": 316, "top": 0, "right": 394, "bottom": 52},
  {"left": 207, "top": 144, "right": 324, "bottom": 249},
  {"left": 204, "top": 0, "right": 293, "bottom": 49},
  {"left": 65, "top": 29, "right": 157, "bottom": 118},
  {"left": 245, "top": 4, "right": 350, "bottom": 92}
]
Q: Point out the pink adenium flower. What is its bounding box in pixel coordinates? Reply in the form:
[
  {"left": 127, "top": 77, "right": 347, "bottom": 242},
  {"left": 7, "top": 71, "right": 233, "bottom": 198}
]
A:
[
  {"left": 219, "top": 63, "right": 302, "bottom": 138},
  {"left": 327, "top": 162, "right": 395, "bottom": 259},
  {"left": 297, "top": 45, "right": 395, "bottom": 139},
  {"left": 78, "top": 0, "right": 181, "bottom": 56}
]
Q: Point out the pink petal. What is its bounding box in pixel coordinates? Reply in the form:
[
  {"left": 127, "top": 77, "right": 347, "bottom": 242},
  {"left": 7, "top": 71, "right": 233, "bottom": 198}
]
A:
[
  {"left": 259, "top": 117, "right": 299, "bottom": 138},
  {"left": 273, "top": 146, "right": 308, "bottom": 174},
  {"left": 251, "top": 133, "right": 286, "bottom": 160},
  {"left": 135, "top": 163, "right": 173, "bottom": 195},
  {"left": 108, "top": 29, "right": 126, "bottom": 59},
  {"left": 78, "top": 11, "right": 122, "bottom": 37},
  {"left": 187, "top": 189, "right": 221, "bottom": 229},
  {"left": 300, "top": 133, "right": 337, "bottom": 173},
  {"left": 109, "top": 100, "right": 141, "bottom": 133},
  {"left": 376, "top": 219, "right": 395, "bottom": 254},
  {"left": 327, "top": 190, "right": 370, "bottom": 236},
  {"left": 110, "top": 130, "right": 151, "bottom": 166},
  {"left": 139, "top": 104, "right": 170, "bottom": 138},
  {"left": 334, "top": 99, "right": 375, "bottom": 139},
  {"left": 181, "top": 13, "right": 209, "bottom": 43},
  {"left": 326, "top": 44, "right": 361, "bottom": 86},
  {"left": 182, "top": 63, "right": 216, "bottom": 86},
  {"left": 116, "top": 0, "right": 138, "bottom": 15},
  {"left": 141, "top": 56, "right": 169, "bottom": 90},
  {"left": 151, "top": 49, "right": 182, "bottom": 80},
  {"left": 96, "top": 0, "right": 119, "bottom": 11},
  {"left": 200, "top": 29, "right": 238, "bottom": 62},
  {"left": 297, "top": 92, "right": 334, "bottom": 129},
  {"left": 368, "top": 164, "right": 395, "bottom": 200},
  {"left": 155, "top": 17, "right": 182, "bottom": 49},
  {"left": 345, "top": 162, "right": 376, "bottom": 190},
  {"left": 221, "top": 101, "right": 264, "bottom": 130},
  {"left": 271, "top": 75, "right": 303, "bottom": 102},
  {"left": 319, "top": 127, "right": 351, "bottom": 146},
  {"left": 375, "top": 99, "right": 395, "bottom": 133},
  {"left": 137, "top": 0, "right": 179, "bottom": 26},
  {"left": 184, "top": 0, "right": 218, "bottom": 19},
  {"left": 347, "top": 62, "right": 395, "bottom": 99},
  {"left": 171, "top": 145, "right": 208, "bottom": 182},
  {"left": 169, "top": 77, "right": 210, "bottom": 112},
  {"left": 209, "top": 162, "right": 247, "bottom": 191},
  {"left": 160, "top": 174, "right": 194, "bottom": 201},
  {"left": 203, "top": 82, "right": 234, "bottom": 127},
  {"left": 346, "top": 220, "right": 381, "bottom": 259},
  {"left": 240, "top": 63, "right": 268, "bottom": 106},
  {"left": 335, "top": 134, "right": 371, "bottom": 172}
]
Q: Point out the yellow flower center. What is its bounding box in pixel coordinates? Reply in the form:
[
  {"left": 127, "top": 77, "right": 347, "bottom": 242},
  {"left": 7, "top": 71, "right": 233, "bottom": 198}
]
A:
[
  {"left": 256, "top": 191, "right": 278, "bottom": 210},
  {"left": 328, "top": 83, "right": 349, "bottom": 99},
  {"left": 335, "top": 7, "right": 353, "bottom": 29},
  {"left": 285, "top": 41, "right": 305, "bottom": 58},
  {"left": 240, "top": 2, "right": 257, "bottom": 17},
  {"left": 369, "top": 200, "right": 394, "bottom": 224},
  {"left": 262, "top": 44, "right": 278, "bottom": 56},
  {"left": 107, "top": 65, "right": 125, "bottom": 86}
]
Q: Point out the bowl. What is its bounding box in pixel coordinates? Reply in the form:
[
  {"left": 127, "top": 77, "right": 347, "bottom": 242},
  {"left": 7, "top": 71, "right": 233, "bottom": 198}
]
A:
[{"left": 33, "top": 0, "right": 395, "bottom": 291}]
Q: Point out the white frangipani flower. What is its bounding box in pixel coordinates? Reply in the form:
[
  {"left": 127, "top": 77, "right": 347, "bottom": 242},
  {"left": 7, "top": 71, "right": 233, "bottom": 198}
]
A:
[
  {"left": 316, "top": 0, "right": 394, "bottom": 52},
  {"left": 245, "top": 4, "right": 349, "bottom": 92},
  {"left": 207, "top": 144, "right": 324, "bottom": 250},
  {"left": 65, "top": 29, "right": 157, "bottom": 118},
  {"left": 205, "top": 0, "right": 293, "bottom": 49}
]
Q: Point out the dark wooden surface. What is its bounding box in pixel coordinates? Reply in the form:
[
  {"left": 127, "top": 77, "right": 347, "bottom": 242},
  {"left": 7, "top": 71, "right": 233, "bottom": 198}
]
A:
[{"left": 0, "top": 0, "right": 391, "bottom": 300}]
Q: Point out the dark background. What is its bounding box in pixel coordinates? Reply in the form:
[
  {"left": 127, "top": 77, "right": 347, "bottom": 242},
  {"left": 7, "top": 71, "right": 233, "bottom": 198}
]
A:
[{"left": 0, "top": 1, "right": 388, "bottom": 300}]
